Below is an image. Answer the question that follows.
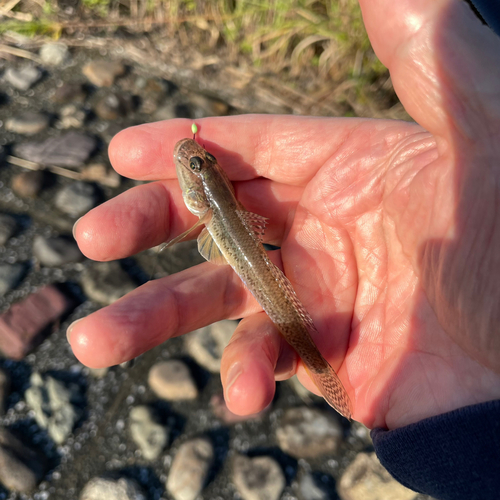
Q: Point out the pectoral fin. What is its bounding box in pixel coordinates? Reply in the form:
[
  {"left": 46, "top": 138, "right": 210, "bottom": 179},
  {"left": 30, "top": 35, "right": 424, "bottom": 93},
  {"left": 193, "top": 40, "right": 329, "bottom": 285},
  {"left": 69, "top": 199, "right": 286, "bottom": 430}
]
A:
[
  {"left": 197, "top": 227, "right": 228, "bottom": 265},
  {"left": 160, "top": 210, "right": 212, "bottom": 251}
]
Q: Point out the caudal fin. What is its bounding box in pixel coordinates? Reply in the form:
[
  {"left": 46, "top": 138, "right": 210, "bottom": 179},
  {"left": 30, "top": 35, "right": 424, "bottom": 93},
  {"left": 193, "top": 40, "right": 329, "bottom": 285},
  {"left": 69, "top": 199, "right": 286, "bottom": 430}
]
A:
[{"left": 305, "top": 363, "right": 353, "bottom": 420}]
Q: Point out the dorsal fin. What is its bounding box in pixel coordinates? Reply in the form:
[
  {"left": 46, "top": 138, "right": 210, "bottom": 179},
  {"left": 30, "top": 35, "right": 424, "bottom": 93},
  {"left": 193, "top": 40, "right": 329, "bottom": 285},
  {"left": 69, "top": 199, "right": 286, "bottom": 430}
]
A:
[
  {"left": 236, "top": 210, "right": 268, "bottom": 242},
  {"left": 197, "top": 227, "right": 228, "bottom": 265}
]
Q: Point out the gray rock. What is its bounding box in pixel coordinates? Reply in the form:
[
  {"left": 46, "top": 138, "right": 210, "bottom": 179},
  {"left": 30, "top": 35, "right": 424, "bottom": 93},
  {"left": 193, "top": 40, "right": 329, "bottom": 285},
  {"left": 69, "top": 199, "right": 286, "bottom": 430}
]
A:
[
  {"left": 298, "top": 472, "right": 331, "bottom": 500},
  {"left": 338, "top": 452, "right": 417, "bottom": 500},
  {"left": 148, "top": 360, "right": 198, "bottom": 401},
  {"left": 153, "top": 104, "right": 177, "bottom": 121},
  {"left": 55, "top": 181, "right": 99, "bottom": 217},
  {"left": 56, "top": 104, "right": 87, "bottom": 129},
  {"left": 0, "top": 428, "right": 45, "bottom": 492},
  {"left": 33, "top": 234, "right": 84, "bottom": 267},
  {"left": 276, "top": 407, "right": 342, "bottom": 458},
  {"left": 0, "top": 214, "right": 17, "bottom": 246},
  {"left": 25, "top": 372, "right": 83, "bottom": 444},
  {"left": 185, "top": 320, "right": 237, "bottom": 373},
  {"left": 232, "top": 454, "right": 285, "bottom": 500},
  {"left": 0, "top": 263, "right": 25, "bottom": 296},
  {"left": 80, "top": 477, "right": 146, "bottom": 500},
  {"left": 0, "top": 369, "right": 10, "bottom": 415},
  {"left": 5, "top": 112, "right": 50, "bottom": 135},
  {"left": 12, "top": 170, "right": 45, "bottom": 198},
  {"left": 39, "top": 42, "right": 70, "bottom": 66},
  {"left": 52, "top": 83, "right": 87, "bottom": 104},
  {"left": 94, "top": 94, "right": 131, "bottom": 120},
  {"left": 189, "top": 93, "right": 229, "bottom": 117},
  {"left": 14, "top": 132, "right": 97, "bottom": 168},
  {"left": 166, "top": 437, "right": 214, "bottom": 500},
  {"left": 81, "top": 261, "right": 136, "bottom": 304},
  {"left": 82, "top": 60, "right": 125, "bottom": 87},
  {"left": 3, "top": 66, "right": 42, "bottom": 91},
  {"left": 129, "top": 405, "right": 168, "bottom": 461}
]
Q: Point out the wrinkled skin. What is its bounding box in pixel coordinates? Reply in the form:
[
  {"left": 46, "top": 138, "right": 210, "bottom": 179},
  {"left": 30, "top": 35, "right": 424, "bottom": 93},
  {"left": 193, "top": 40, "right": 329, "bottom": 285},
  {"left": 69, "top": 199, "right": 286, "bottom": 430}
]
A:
[{"left": 69, "top": 0, "right": 500, "bottom": 429}]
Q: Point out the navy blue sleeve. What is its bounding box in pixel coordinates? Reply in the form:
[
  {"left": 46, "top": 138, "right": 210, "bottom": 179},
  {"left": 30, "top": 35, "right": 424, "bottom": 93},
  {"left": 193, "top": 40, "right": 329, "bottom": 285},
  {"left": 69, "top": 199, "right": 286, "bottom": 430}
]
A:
[
  {"left": 469, "top": 0, "right": 500, "bottom": 35},
  {"left": 371, "top": 400, "right": 500, "bottom": 500}
]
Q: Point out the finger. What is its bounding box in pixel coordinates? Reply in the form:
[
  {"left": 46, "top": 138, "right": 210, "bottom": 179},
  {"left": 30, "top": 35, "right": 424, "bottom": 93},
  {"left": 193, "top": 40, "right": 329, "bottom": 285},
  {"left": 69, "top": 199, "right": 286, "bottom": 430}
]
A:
[
  {"left": 67, "top": 259, "right": 263, "bottom": 368},
  {"left": 109, "top": 115, "right": 366, "bottom": 185},
  {"left": 74, "top": 178, "right": 301, "bottom": 261},
  {"left": 359, "top": 0, "right": 500, "bottom": 138},
  {"left": 221, "top": 312, "right": 299, "bottom": 415}
]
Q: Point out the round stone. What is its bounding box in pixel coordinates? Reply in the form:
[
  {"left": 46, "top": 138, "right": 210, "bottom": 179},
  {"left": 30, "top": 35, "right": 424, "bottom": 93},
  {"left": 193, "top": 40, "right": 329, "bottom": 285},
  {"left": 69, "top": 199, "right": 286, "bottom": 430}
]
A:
[
  {"left": 129, "top": 405, "right": 168, "bottom": 460},
  {"left": 33, "top": 235, "right": 84, "bottom": 267},
  {"left": 4, "top": 66, "right": 42, "bottom": 91},
  {"left": 80, "top": 477, "right": 146, "bottom": 500},
  {"left": 5, "top": 112, "right": 50, "bottom": 135},
  {"left": 82, "top": 60, "right": 125, "bottom": 87},
  {"left": 276, "top": 407, "right": 343, "bottom": 458},
  {"left": 148, "top": 360, "right": 198, "bottom": 401},
  {"left": 39, "top": 42, "right": 70, "bottom": 66},
  {"left": 55, "top": 181, "right": 99, "bottom": 217},
  {"left": 166, "top": 437, "right": 214, "bottom": 500},
  {"left": 12, "top": 170, "right": 45, "bottom": 198}
]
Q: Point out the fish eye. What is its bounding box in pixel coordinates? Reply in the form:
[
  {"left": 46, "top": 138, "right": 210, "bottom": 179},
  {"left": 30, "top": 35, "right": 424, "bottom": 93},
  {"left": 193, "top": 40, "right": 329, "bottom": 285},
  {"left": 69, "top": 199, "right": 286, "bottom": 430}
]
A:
[
  {"left": 205, "top": 152, "right": 216, "bottom": 163},
  {"left": 189, "top": 156, "right": 203, "bottom": 172}
]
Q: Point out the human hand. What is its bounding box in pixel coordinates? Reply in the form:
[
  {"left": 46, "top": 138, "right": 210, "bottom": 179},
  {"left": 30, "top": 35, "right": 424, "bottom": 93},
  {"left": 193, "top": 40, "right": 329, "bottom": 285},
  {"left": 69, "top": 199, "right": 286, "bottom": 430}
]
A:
[{"left": 68, "top": 0, "right": 500, "bottom": 429}]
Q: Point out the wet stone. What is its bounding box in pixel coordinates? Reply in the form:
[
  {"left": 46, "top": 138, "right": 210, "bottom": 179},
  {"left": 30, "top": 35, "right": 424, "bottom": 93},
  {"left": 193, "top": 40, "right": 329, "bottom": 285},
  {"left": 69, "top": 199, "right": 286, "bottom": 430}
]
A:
[
  {"left": 0, "top": 214, "right": 17, "bottom": 246},
  {"left": 52, "top": 82, "right": 87, "bottom": 104},
  {"left": 55, "top": 181, "right": 99, "bottom": 217},
  {"left": 82, "top": 60, "right": 125, "bottom": 87},
  {"left": 297, "top": 472, "right": 331, "bottom": 500},
  {"left": 81, "top": 163, "right": 121, "bottom": 188},
  {"left": 5, "top": 112, "right": 50, "bottom": 135},
  {"left": 56, "top": 104, "right": 87, "bottom": 129},
  {"left": 129, "top": 405, "right": 168, "bottom": 460},
  {"left": 0, "top": 368, "right": 10, "bottom": 415},
  {"left": 0, "top": 262, "right": 26, "bottom": 296},
  {"left": 25, "top": 371, "right": 84, "bottom": 445},
  {"left": 233, "top": 454, "right": 285, "bottom": 500},
  {"left": 189, "top": 94, "right": 229, "bottom": 118},
  {"left": 12, "top": 170, "right": 46, "bottom": 198},
  {"left": 166, "top": 437, "right": 214, "bottom": 500},
  {"left": 80, "top": 476, "right": 146, "bottom": 500},
  {"left": 0, "top": 428, "right": 45, "bottom": 493},
  {"left": 94, "top": 93, "right": 132, "bottom": 120},
  {"left": 0, "top": 285, "right": 74, "bottom": 360},
  {"left": 33, "top": 234, "right": 84, "bottom": 267},
  {"left": 276, "top": 407, "right": 342, "bottom": 458},
  {"left": 3, "top": 65, "right": 42, "bottom": 91},
  {"left": 338, "top": 452, "right": 418, "bottom": 500},
  {"left": 148, "top": 360, "right": 198, "bottom": 401},
  {"left": 186, "top": 320, "right": 237, "bottom": 373},
  {"left": 39, "top": 42, "right": 70, "bottom": 66},
  {"left": 14, "top": 132, "right": 97, "bottom": 168},
  {"left": 81, "top": 261, "right": 136, "bottom": 304}
]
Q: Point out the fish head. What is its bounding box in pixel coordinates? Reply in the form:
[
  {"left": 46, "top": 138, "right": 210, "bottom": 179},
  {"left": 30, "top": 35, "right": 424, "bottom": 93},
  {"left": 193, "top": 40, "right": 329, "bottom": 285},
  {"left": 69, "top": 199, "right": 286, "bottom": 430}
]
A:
[{"left": 173, "top": 138, "right": 216, "bottom": 216}]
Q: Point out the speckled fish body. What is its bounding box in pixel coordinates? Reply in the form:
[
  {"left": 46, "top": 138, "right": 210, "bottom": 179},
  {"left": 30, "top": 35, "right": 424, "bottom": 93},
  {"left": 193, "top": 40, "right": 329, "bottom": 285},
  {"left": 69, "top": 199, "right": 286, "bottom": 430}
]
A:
[{"left": 173, "top": 138, "right": 352, "bottom": 419}]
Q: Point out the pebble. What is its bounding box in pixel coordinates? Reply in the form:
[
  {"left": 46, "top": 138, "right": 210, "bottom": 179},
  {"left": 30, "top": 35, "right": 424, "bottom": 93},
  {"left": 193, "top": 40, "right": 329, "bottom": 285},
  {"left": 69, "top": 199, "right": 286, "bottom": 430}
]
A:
[
  {"left": 297, "top": 472, "right": 330, "bottom": 500},
  {"left": 33, "top": 234, "right": 84, "bottom": 267},
  {"left": 5, "top": 112, "right": 50, "bottom": 135},
  {"left": 0, "top": 428, "right": 45, "bottom": 492},
  {"left": 82, "top": 60, "right": 126, "bottom": 87},
  {"left": 56, "top": 104, "right": 87, "bottom": 129},
  {"left": 52, "top": 82, "right": 87, "bottom": 104},
  {"left": 25, "top": 371, "right": 83, "bottom": 445},
  {"left": 13, "top": 131, "right": 97, "bottom": 168},
  {"left": 88, "top": 367, "right": 109, "bottom": 378},
  {"left": 232, "top": 454, "right": 285, "bottom": 500},
  {"left": 94, "top": 93, "right": 132, "bottom": 120},
  {"left": 188, "top": 94, "right": 229, "bottom": 117},
  {"left": 129, "top": 405, "right": 168, "bottom": 460},
  {"left": 81, "top": 163, "right": 121, "bottom": 188},
  {"left": 338, "top": 452, "right": 417, "bottom": 500},
  {"left": 0, "top": 368, "right": 10, "bottom": 414},
  {"left": 12, "top": 170, "right": 46, "bottom": 198},
  {"left": 185, "top": 320, "right": 237, "bottom": 373},
  {"left": 148, "top": 360, "right": 198, "bottom": 401},
  {"left": 166, "top": 437, "right": 214, "bottom": 500},
  {"left": 81, "top": 261, "right": 136, "bottom": 304},
  {"left": 39, "top": 42, "right": 70, "bottom": 66},
  {"left": 3, "top": 65, "right": 42, "bottom": 91},
  {"left": 80, "top": 477, "right": 146, "bottom": 500},
  {"left": 0, "top": 285, "right": 74, "bottom": 360},
  {"left": 0, "top": 262, "right": 26, "bottom": 296},
  {"left": 0, "top": 214, "right": 17, "bottom": 246},
  {"left": 55, "top": 181, "right": 99, "bottom": 217},
  {"left": 276, "top": 407, "right": 343, "bottom": 458}
]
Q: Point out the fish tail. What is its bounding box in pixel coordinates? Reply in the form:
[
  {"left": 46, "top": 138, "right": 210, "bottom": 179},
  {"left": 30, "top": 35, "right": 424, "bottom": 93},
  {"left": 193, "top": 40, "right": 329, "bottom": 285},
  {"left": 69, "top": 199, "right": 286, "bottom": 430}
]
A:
[{"left": 304, "top": 363, "right": 353, "bottom": 420}]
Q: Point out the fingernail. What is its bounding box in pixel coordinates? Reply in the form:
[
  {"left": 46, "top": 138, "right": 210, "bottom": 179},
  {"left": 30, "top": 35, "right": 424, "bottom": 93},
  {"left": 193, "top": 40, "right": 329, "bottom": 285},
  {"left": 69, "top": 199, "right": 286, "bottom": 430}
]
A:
[
  {"left": 72, "top": 217, "right": 82, "bottom": 239},
  {"left": 225, "top": 362, "right": 243, "bottom": 402},
  {"left": 66, "top": 318, "right": 83, "bottom": 343}
]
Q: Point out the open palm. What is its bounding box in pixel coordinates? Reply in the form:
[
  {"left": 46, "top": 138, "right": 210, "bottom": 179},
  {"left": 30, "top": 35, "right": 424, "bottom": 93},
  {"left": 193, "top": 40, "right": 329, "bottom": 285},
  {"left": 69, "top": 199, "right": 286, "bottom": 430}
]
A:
[{"left": 69, "top": 0, "right": 500, "bottom": 429}]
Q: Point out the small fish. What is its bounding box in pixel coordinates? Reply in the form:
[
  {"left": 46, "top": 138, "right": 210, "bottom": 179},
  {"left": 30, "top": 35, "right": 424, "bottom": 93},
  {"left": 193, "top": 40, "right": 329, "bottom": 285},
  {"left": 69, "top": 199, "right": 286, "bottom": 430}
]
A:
[{"left": 169, "top": 134, "right": 353, "bottom": 419}]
